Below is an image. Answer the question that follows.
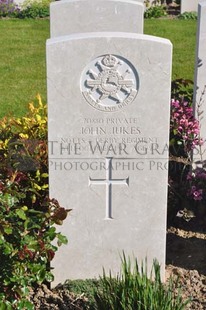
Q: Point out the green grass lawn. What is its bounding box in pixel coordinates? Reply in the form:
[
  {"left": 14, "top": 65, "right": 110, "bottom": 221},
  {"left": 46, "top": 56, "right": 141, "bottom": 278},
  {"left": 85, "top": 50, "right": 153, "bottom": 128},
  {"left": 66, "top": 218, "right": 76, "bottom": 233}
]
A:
[
  {"left": 0, "top": 19, "right": 49, "bottom": 118},
  {"left": 0, "top": 18, "right": 197, "bottom": 118},
  {"left": 144, "top": 19, "right": 197, "bottom": 81}
]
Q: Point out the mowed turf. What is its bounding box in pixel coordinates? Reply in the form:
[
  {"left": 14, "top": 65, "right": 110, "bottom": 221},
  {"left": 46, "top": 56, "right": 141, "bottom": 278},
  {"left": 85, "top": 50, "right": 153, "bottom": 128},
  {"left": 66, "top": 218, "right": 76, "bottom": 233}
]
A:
[
  {"left": 0, "top": 19, "right": 49, "bottom": 118},
  {"left": 0, "top": 18, "right": 197, "bottom": 118},
  {"left": 144, "top": 19, "right": 197, "bottom": 81}
]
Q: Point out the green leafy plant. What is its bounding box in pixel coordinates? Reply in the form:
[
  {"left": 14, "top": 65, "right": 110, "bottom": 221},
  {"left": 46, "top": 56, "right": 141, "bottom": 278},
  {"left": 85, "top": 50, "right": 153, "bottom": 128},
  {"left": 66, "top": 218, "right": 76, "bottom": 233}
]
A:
[
  {"left": 144, "top": 4, "right": 167, "bottom": 19},
  {"left": 0, "top": 95, "right": 69, "bottom": 309},
  {"left": 171, "top": 78, "right": 194, "bottom": 103},
  {"left": 64, "top": 279, "right": 100, "bottom": 309},
  {"left": 94, "top": 254, "right": 190, "bottom": 310},
  {"left": 178, "top": 11, "right": 197, "bottom": 20},
  {"left": 18, "top": 0, "right": 52, "bottom": 18}
]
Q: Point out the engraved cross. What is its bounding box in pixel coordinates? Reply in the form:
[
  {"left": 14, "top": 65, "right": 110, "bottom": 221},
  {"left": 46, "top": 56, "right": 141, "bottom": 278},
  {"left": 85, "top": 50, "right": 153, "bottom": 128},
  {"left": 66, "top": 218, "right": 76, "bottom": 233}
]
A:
[{"left": 89, "top": 157, "right": 129, "bottom": 219}]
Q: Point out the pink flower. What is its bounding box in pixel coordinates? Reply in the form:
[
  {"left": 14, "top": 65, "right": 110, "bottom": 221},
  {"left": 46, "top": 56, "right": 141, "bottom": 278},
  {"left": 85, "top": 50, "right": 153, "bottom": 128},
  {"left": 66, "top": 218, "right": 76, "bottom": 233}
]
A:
[
  {"left": 170, "top": 98, "right": 203, "bottom": 152},
  {"left": 193, "top": 189, "right": 203, "bottom": 201},
  {"left": 171, "top": 99, "right": 180, "bottom": 108}
]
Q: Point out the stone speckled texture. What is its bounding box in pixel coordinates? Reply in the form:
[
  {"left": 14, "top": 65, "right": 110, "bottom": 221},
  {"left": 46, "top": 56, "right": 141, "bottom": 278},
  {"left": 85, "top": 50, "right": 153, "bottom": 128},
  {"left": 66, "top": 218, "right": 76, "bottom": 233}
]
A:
[
  {"left": 193, "top": 1, "right": 206, "bottom": 162},
  {"left": 50, "top": 0, "right": 144, "bottom": 37},
  {"left": 47, "top": 31, "right": 172, "bottom": 285}
]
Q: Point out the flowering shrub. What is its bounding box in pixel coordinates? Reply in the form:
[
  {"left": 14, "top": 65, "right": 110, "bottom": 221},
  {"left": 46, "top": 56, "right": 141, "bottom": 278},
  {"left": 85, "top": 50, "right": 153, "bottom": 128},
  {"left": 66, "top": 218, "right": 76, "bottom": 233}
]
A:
[
  {"left": 18, "top": 0, "right": 51, "bottom": 18},
  {"left": 144, "top": 3, "right": 167, "bottom": 19},
  {"left": 169, "top": 84, "right": 205, "bottom": 208},
  {"left": 0, "top": 0, "right": 52, "bottom": 18},
  {"left": 0, "top": 95, "right": 69, "bottom": 309},
  {"left": 186, "top": 168, "right": 206, "bottom": 202},
  {"left": 0, "top": 0, "right": 19, "bottom": 17},
  {"left": 170, "top": 99, "right": 203, "bottom": 153}
]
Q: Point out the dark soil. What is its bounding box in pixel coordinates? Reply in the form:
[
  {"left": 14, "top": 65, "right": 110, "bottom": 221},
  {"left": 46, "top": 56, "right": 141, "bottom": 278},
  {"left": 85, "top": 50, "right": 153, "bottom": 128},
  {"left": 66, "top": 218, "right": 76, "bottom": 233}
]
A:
[{"left": 165, "top": 213, "right": 206, "bottom": 310}]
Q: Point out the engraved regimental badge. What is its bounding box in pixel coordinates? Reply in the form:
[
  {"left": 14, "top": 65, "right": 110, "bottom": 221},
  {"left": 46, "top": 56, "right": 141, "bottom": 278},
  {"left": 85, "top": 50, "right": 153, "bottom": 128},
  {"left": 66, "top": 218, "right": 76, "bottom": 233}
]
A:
[{"left": 81, "top": 54, "right": 139, "bottom": 112}]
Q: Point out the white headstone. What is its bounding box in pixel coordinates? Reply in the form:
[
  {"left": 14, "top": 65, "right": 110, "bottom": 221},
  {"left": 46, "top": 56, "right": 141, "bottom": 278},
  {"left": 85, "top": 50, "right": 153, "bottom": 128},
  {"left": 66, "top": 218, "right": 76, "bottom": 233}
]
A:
[
  {"left": 47, "top": 3, "right": 172, "bottom": 286},
  {"left": 50, "top": 0, "right": 144, "bottom": 37},
  {"left": 193, "top": 1, "right": 206, "bottom": 159},
  {"left": 181, "top": 0, "right": 199, "bottom": 14},
  {"left": 14, "top": 0, "right": 24, "bottom": 5}
]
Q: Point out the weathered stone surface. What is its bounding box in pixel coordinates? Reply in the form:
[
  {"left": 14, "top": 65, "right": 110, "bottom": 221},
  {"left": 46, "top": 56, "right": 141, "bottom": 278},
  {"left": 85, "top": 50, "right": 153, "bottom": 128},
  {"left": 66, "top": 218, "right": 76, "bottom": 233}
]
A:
[
  {"left": 193, "top": 1, "right": 206, "bottom": 161},
  {"left": 47, "top": 32, "right": 172, "bottom": 285},
  {"left": 181, "top": 0, "right": 199, "bottom": 14},
  {"left": 50, "top": 0, "right": 144, "bottom": 37}
]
